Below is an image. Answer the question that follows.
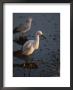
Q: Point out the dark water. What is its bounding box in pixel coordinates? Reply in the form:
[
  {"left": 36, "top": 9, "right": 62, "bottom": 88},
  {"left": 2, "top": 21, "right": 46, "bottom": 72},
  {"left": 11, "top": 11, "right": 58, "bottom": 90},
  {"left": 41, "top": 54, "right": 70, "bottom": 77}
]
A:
[{"left": 13, "top": 13, "right": 60, "bottom": 77}]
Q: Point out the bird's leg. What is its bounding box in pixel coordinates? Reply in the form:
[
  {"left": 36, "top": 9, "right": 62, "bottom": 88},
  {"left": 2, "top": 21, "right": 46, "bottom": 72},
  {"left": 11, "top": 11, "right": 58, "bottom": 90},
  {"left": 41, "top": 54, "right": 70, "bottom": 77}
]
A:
[
  {"left": 28, "top": 55, "right": 33, "bottom": 63},
  {"left": 27, "top": 55, "right": 33, "bottom": 77}
]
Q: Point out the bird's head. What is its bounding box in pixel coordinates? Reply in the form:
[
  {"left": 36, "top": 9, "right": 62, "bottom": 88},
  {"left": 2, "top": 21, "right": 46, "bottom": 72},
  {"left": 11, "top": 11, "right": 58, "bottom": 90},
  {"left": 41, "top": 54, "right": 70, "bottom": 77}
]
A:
[
  {"left": 36, "top": 31, "right": 46, "bottom": 39},
  {"left": 36, "top": 31, "right": 43, "bottom": 36}
]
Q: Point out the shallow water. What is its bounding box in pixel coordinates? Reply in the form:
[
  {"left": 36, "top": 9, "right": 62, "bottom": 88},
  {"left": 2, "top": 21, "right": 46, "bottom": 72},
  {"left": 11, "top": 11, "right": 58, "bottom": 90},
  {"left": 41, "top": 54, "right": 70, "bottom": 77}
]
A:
[{"left": 13, "top": 13, "right": 60, "bottom": 77}]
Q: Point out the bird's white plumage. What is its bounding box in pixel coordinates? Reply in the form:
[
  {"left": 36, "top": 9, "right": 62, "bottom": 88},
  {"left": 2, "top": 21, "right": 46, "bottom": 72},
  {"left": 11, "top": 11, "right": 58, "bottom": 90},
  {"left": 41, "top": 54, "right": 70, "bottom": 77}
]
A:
[
  {"left": 22, "top": 31, "right": 43, "bottom": 56},
  {"left": 22, "top": 40, "right": 34, "bottom": 55}
]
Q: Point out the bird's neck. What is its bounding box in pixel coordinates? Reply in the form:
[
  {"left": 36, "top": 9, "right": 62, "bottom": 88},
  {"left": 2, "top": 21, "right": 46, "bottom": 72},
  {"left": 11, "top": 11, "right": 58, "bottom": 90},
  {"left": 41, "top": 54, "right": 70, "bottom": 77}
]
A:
[
  {"left": 34, "top": 35, "right": 40, "bottom": 49},
  {"left": 36, "top": 35, "right": 40, "bottom": 41}
]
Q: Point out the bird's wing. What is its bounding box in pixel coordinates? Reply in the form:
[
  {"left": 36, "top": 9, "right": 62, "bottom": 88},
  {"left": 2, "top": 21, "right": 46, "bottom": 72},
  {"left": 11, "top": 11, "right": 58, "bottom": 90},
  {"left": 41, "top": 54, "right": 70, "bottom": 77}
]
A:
[{"left": 22, "top": 40, "right": 34, "bottom": 51}]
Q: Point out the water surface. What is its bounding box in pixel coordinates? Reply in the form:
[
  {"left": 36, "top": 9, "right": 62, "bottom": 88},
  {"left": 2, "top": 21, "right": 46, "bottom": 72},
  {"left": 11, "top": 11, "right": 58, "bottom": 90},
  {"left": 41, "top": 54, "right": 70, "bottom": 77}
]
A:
[{"left": 13, "top": 13, "right": 60, "bottom": 77}]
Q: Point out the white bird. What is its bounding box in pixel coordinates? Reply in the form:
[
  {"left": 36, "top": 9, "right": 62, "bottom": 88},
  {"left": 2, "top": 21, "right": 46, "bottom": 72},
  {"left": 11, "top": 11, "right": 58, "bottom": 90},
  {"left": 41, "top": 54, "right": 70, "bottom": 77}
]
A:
[
  {"left": 22, "top": 31, "right": 46, "bottom": 56},
  {"left": 13, "top": 17, "right": 32, "bottom": 35}
]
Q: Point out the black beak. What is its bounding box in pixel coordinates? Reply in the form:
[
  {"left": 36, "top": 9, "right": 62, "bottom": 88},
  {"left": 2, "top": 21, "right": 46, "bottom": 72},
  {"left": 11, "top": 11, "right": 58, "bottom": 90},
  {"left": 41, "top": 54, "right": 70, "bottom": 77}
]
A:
[{"left": 42, "top": 34, "right": 47, "bottom": 39}]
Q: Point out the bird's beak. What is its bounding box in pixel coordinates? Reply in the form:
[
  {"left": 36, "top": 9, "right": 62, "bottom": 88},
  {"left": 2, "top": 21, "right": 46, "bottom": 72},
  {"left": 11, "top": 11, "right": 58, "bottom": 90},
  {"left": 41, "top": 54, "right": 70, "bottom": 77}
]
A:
[{"left": 41, "top": 34, "right": 47, "bottom": 39}]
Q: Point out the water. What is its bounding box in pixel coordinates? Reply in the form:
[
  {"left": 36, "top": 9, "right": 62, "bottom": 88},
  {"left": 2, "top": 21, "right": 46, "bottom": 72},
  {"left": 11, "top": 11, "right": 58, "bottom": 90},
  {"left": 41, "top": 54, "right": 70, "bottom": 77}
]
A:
[{"left": 13, "top": 13, "right": 60, "bottom": 77}]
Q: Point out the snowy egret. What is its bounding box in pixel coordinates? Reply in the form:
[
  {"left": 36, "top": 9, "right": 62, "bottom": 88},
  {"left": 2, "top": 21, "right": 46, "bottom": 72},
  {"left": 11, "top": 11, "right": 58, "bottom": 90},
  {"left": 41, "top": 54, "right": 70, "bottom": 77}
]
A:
[
  {"left": 22, "top": 31, "right": 46, "bottom": 56},
  {"left": 13, "top": 17, "right": 32, "bottom": 35}
]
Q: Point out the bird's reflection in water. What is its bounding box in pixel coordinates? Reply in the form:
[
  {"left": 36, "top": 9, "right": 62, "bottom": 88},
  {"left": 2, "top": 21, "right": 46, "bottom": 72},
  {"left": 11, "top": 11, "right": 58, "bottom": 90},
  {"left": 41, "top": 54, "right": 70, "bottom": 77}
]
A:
[
  {"left": 13, "top": 50, "right": 39, "bottom": 67},
  {"left": 13, "top": 50, "right": 39, "bottom": 76},
  {"left": 13, "top": 50, "right": 60, "bottom": 77},
  {"left": 13, "top": 62, "right": 38, "bottom": 69}
]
